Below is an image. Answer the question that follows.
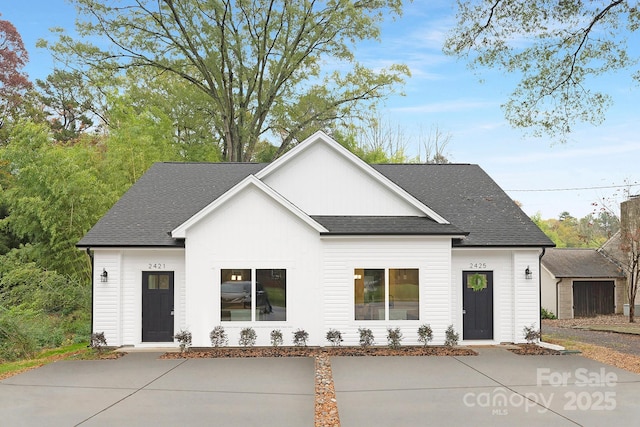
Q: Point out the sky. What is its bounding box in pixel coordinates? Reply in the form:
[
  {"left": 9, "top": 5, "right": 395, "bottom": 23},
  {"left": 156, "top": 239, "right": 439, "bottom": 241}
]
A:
[{"left": 3, "top": 1, "right": 640, "bottom": 220}]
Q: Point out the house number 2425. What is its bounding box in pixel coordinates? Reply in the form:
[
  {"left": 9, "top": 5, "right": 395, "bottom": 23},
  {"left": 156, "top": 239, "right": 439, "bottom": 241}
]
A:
[{"left": 469, "top": 262, "right": 487, "bottom": 269}]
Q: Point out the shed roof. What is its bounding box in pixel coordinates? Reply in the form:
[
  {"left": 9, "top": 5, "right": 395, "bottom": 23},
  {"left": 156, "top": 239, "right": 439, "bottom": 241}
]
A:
[
  {"left": 542, "top": 248, "right": 625, "bottom": 278},
  {"left": 78, "top": 162, "right": 553, "bottom": 248}
]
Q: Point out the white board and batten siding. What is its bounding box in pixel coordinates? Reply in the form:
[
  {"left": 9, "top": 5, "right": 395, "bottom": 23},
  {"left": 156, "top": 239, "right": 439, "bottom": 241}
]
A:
[
  {"left": 261, "top": 141, "right": 425, "bottom": 217},
  {"left": 322, "top": 236, "right": 452, "bottom": 346},
  {"left": 451, "top": 249, "right": 541, "bottom": 344},
  {"left": 93, "top": 249, "right": 185, "bottom": 347},
  {"left": 182, "top": 184, "right": 323, "bottom": 347}
]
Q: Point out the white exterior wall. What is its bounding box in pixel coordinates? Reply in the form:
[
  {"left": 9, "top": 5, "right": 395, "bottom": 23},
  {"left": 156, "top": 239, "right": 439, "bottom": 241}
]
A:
[
  {"left": 93, "top": 249, "right": 185, "bottom": 347},
  {"left": 541, "top": 265, "right": 558, "bottom": 316},
  {"left": 451, "top": 249, "right": 541, "bottom": 344},
  {"left": 261, "top": 142, "right": 424, "bottom": 216},
  {"left": 182, "top": 185, "right": 323, "bottom": 347},
  {"left": 322, "top": 236, "right": 452, "bottom": 346}
]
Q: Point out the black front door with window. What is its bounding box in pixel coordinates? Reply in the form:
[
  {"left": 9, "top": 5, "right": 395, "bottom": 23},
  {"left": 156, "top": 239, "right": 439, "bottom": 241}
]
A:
[
  {"left": 462, "top": 271, "right": 493, "bottom": 340},
  {"left": 142, "top": 272, "right": 174, "bottom": 342}
]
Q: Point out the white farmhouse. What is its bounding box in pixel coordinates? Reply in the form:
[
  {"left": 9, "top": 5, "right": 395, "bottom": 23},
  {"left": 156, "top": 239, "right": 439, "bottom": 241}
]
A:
[{"left": 78, "top": 132, "right": 553, "bottom": 348}]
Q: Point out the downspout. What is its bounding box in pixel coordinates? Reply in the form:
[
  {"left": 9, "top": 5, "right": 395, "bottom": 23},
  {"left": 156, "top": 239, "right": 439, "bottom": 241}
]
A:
[
  {"left": 86, "top": 248, "right": 94, "bottom": 337},
  {"left": 539, "top": 248, "right": 546, "bottom": 331},
  {"left": 555, "top": 279, "right": 562, "bottom": 319}
]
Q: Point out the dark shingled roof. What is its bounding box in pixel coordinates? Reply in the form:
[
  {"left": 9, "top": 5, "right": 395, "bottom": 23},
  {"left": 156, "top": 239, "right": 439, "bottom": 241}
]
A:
[
  {"left": 78, "top": 162, "right": 554, "bottom": 248},
  {"left": 312, "top": 216, "right": 466, "bottom": 236},
  {"left": 372, "top": 164, "right": 553, "bottom": 247},
  {"left": 542, "top": 248, "right": 625, "bottom": 278}
]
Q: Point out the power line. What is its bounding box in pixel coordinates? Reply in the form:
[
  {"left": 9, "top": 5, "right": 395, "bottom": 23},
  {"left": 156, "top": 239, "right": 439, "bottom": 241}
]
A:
[{"left": 505, "top": 183, "right": 640, "bottom": 192}]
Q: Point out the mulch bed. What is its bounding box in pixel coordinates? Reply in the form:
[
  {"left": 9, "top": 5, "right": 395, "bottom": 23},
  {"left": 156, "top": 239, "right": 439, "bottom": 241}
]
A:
[
  {"left": 508, "top": 344, "right": 563, "bottom": 355},
  {"left": 160, "top": 346, "right": 477, "bottom": 359}
]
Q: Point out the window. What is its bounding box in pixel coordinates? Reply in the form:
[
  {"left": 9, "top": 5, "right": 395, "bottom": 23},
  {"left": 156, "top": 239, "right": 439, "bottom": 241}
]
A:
[
  {"left": 354, "top": 268, "right": 419, "bottom": 320},
  {"left": 220, "top": 269, "right": 286, "bottom": 321}
]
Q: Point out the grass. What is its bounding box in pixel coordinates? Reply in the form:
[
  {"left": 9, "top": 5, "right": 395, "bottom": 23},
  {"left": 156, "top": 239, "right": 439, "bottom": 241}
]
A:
[{"left": 0, "top": 342, "right": 90, "bottom": 380}]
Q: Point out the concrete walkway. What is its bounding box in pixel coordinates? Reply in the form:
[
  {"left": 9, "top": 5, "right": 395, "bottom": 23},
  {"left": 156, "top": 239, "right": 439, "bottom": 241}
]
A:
[
  {"left": 0, "top": 352, "right": 314, "bottom": 426},
  {"left": 2, "top": 347, "right": 640, "bottom": 426}
]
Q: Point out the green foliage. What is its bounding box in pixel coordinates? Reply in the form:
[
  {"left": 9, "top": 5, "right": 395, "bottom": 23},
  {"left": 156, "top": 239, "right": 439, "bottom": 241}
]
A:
[
  {"left": 358, "top": 327, "right": 375, "bottom": 347},
  {"left": 523, "top": 324, "right": 541, "bottom": 344},
  {"left": 386, "top": 327, "right": 403, "bottom": 349},
  {"left": 417, "top": 324, "right": 433, "bottom": 347},
  {"left": 210, "top": 326, "right": 228, "bottom": 347},
  {"left": 0, "top": 122, "right": 117, "bottom": 279},
  {"left": 444, "top": 325, "right": 459, "bottom": 347},
  {"left": 292, "top": 329, "right": 309, "bottom": 347},
  {"left": 444, "top": 1, "right": 637, "bottom": 142},
  {"left": 541, "top": 308, "right": 556, "bottom": 320},
  {"left": 238, "top": 327, "right": 257, "bottom": 347},
  {"left": 173, "top": 329, "right": 192, "bottom": 353},
  {"left": 531, "top": 211, "right": 619, "bottom": 248},
  {"left": 325, "top": 329, "right": 343, "bottom": 347},
  {"left": 47, "top": 0, "right": 409, "bottom": 161},
  {"left": 270, "top": 329, "right": 284, "bottom": 347}
]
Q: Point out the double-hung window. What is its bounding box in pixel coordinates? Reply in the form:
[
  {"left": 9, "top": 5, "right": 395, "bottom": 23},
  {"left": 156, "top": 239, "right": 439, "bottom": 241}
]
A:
[{"left": 354, "top": 268, "right": 419, "bottom": 320}]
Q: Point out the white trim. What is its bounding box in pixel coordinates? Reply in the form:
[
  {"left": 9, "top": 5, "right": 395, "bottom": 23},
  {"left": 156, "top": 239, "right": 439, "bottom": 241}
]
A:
[
  {"left": 171, "top": 175, "right": 328, "bottom": 238},
  {"left": 255, "top": 131, "right": 450, "bottom": 224}
]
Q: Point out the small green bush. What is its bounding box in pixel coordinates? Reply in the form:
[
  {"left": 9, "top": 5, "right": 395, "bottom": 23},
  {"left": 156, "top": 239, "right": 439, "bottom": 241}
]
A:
[
  {"left": 387, "top": 327, "right": 403, "bottom": 349},
  {"left": 174, "top": 329, "right": 192, "bottom": 352},
  {"left": 292, "top": 329, "right": 309, "bottom": 347},
  {"left": 270, "top": 329, "right": 284, "bottom": 347},
  {"left": 523, "top": 324, "right": 541, "bottom": 344},
  {"left": 239, "top": 327, "right": 257, "bottom": 347},
  {"left": 541, "top": 307, "right": 557, "bottom": 320},
  {"left": 326, "top": 329, "right": 343, "bottom": 346},
  {"left": 444, "top": 324, "right": 459, "bottom": 347},
  {"left": 417, "top": 324, "right": 433, "bottom": 347},
  {"left": 358, "top": 327, "right": 375, "bottom": 347},
  {"left": 210, "top": 326, "right": 228, "bottom": 347}
]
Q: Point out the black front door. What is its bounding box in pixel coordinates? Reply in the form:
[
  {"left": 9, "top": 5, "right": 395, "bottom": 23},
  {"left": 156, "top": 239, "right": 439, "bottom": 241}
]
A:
[
  {"left": 463, "top": 271, "right": 493, "bottom": 340},
  {"left": 142, "top": 271, "right": 174, "bottom": 342}
]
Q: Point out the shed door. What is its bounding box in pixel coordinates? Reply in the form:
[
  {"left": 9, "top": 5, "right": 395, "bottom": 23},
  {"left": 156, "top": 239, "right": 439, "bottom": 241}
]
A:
[
  {"left": 142, "top": 272, "right": 174, "bottom": 342},
  {"left": 573, "top": 281, "right": 614, "bottom": 317},
  {"left": 463, "top": 271, "right": 494, "bottom": 340}
]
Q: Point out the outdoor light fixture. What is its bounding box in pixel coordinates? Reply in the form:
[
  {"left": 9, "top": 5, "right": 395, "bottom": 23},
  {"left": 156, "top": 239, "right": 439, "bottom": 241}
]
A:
[
  {"left": 525, "top": 266, "right": 533, "bottom": 280},
  {"left": 100, "top": 268, "right": 108, "bottom": 283}
]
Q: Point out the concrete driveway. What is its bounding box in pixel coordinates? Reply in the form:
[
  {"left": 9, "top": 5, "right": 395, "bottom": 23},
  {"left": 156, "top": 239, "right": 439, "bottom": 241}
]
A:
[
  {"left": 1, "top": 347, "right": 640, "bottom": 426},
  {"left": 0, "top": 352, "right": 314, "bottom": 426},
  {"left": 332, "top": 347, "right": 640, "bottom": 426}
]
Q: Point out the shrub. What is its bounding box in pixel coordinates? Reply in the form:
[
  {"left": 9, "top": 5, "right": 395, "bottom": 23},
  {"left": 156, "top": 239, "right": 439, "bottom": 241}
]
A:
[
  {"left": 325, "top": 329, "right": 343, "bottom": 346},
  {"left": 523, "top": 324, "right": 541, "bottom": 344},
  {"left": 239, "top": 327, "right": 257, "bottom": 347},
  {"left": 90, "top": 332, "right": 107, "bottom": 353},
  {"left": 292, "top": 329, "right": 309, "bottom": 347},
  {"left": 270, "top": 329, "right": 284, "bottom": 347},
  {"left": 210, "top": 326, "right": 228, "bottom": 347},
  {"left": 358, "top": 327, "right": 375, "bottom": 347},
  {"left": 387, "top": 327, "right": 403, "bottom": 349},
  {"left": 541, "top": 307, "right": 557, "bottom": 320},
  {"left": 174, "top": 329, "right": 192, "bottom": 353},
  {"left": 417, "top": 324, "right": 433, "bottom": 347},
  {"left": 444, "top": 325, "right": 459, "bottom": 347},
  {"left": 0, "top": 308, "right": 38, "bottom": 361}
]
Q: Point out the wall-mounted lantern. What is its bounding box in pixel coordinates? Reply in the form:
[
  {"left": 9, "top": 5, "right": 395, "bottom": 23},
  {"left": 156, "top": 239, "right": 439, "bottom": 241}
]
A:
[
  {"left": 100, "top": 268, "right": 108, "bottom": 283},
  {"left": 525, "top": 266, "right": 533, "bottom": 280}
]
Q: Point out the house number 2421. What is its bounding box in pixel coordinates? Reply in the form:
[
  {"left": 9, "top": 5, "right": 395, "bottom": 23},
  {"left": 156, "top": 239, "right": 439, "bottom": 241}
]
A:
[
  {"left": 469, "top": 262, "right": 487, "bottom": 269},
  {"left": 148, "top": 263, "right": 166, "bottom": 269}
]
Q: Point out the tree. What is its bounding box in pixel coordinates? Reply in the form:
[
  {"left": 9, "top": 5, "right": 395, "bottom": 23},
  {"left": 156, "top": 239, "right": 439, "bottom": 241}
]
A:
[
  {"left": 0, "top": 15, "right": 32, "bottom": 130},
  {"left": 45, "top": 0, "right": 409, "bottom": 161},
  {"left": 620, "top": 227, "right": 640, "bottom": 323},
  {"left": 443, "top": 1, "right": 638, "bottom": 141}
]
